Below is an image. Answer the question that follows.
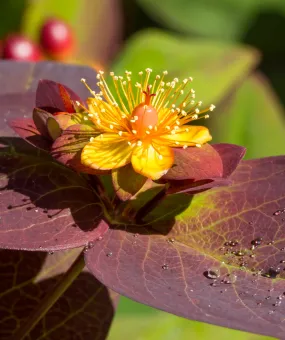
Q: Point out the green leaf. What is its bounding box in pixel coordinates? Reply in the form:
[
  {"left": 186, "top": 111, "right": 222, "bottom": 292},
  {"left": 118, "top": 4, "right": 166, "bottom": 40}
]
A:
[
  {"left": 0, "top": 249, "right": 119, "bottom": 339},
  {"left": 109, "top": 297, "right": 273, "bottom": 340},
  {"left": 111, "top": 29, "right": 259, "bottom": 106},
  {"left": 210, "top": 72, "right": 285, "bottom": 158},
  {"left": 136, "top": 0, "right": 285, "bottom": 40}
]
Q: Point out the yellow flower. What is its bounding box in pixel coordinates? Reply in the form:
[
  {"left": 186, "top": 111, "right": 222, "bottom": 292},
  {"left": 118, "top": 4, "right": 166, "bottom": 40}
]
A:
[{"left": 80, "top": 69, "right": 214, "bottom": 180}]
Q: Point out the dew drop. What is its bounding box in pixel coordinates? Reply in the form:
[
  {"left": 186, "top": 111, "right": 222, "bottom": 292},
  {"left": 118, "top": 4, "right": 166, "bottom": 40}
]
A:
[
  {"left": 251, "top": 238, "right": 263, "bottom": 246},
  {"left": 229, "top": 240, "right": 239, "bottom": 247},
  {"left": 106, "top": 252, "right": 113, "bottom": 257},
  {"left": 43, "top": 209, "right": 48, "bottom": 214},
  {"left": 235, "top": 250, "right": 246, "bottom": 256},
  {"left": 263, "top": 267, "right": 280, "bottom": 279},
  {"left": 97, "top": 236, "right": 103, "bottom": 241},
  {"left": 86, "top": 242, "right": 94, "bottom": 249},
  {"left": 274, "top": 301, "right": 281, "bottom": 307},
  {"left": 133, "top": 233, "right": 139, "bottom": 238},
  {"left": 167, "top": 238, "right": 175, "bottom": 244},
  {"left": 223, "top": 273, "right": 237, "bottom": 284},
  {"left": 7, "top": 205, "right": 12, "bottom": 210},
  {"left": 268, "top": 310, "right": 274, "bottom": 315},
  {"left": 204, "top": 268, "right": 220, "bottom": 279},
  {"left": 162, "top": 264, "right": 169, "bottom": 270},
  {"left": 48, "top": 251, "right": 54, "bottom": 255}
]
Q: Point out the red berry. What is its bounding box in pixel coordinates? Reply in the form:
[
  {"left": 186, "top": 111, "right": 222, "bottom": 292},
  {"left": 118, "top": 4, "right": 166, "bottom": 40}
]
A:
[
  {"left": 40, "top": 18, "right": 74, "bottom": 59},
  {"left": 2, "top": 35, "right": 42, "bottom": 61}
]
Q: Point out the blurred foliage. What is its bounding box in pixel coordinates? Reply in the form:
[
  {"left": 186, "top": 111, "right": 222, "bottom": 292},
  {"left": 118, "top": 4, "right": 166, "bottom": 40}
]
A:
[
  {"left": 136, "top": 0, "right": 285, "bottom": 40},
  {"left": 108, "top": 297, "right": 274, "bottom": 340},
  {"left": 211, "top": 73, "right": 285, "bottom": 159},
  {"left": 111, "top": 29, "right": 259, "bottom": 105},
  {"left": 0, "top": 0, "right": 27, "bottom": 37}
]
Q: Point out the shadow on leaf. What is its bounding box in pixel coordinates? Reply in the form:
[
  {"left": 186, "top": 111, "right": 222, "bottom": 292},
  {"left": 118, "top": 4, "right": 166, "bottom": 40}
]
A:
[{"left": 0, "top": 249, "right": 118, "bottom": 340}]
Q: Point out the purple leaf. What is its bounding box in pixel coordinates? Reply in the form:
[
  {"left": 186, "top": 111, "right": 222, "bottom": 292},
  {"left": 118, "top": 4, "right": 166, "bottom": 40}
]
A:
[
  {"left": 212, "top": 143, "right": 246, "bottom": 178},
  {"left": 8, "top": 118, "right": 51, "bottom": 151},
  {"left": 36, "top": 79, "right": 83, "bottom": 114},
  {"left": 85, "top": 156, "right": 285, "bottom": 338},
  {"left": 0, "top": 249, "right": 118, "bottom": 339},
  {"left": 0, "top": 149, "right": 108, "bottom": 251},
  {"left": 163, "top": 143, "right": 245, "bottom": 194},
  {"left": 0, "top": 61, "right": 99, "bottom": 138}
]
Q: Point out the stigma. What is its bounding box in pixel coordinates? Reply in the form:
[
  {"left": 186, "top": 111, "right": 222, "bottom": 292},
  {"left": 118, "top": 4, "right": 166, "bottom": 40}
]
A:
[{"left": 130, "top": 85, "right": 158, "bottom": 138}]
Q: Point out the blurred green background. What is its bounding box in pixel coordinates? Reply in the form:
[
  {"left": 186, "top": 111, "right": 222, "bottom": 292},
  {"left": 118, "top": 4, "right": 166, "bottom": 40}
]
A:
[{"left": 2, "top": 0, "right": 285, "bottom": 339}]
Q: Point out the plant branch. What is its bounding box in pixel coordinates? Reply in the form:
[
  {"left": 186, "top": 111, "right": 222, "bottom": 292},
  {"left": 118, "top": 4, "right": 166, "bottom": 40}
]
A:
[
  {"left": 11, "top": 250, "right": 86, "bottom": 340},
  {"left": 134, "top": 186, "right": 168, "bottom": 224}
]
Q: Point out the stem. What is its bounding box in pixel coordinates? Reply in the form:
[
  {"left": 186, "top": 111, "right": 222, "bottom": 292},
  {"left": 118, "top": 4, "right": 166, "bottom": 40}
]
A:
[
  {"left": 11, "top": 250, "right": 85, "bottom": 340},
  {"left": 135, "top": 186, "right": 168, "bottom": 224},
  {"left": 87, "top": 174, "right": 115, "bottom": 212}
]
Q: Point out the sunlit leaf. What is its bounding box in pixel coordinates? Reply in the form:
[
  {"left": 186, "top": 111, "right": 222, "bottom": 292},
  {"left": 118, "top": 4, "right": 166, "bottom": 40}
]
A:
[{"left": 86, "top": 156, "right": 285, "bottom": 338}]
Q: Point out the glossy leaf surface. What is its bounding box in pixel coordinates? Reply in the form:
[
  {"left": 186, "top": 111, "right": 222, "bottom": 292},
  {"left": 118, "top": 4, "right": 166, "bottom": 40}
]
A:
[
  {"left": 0, "top": 144, "right": 108, "bottom": 251},
  {"left": 86, "top": 156, "right": 285, "bottom": 338},
  {"left": 0, "top": 249, "right": 118, "bottom": 339},
  {"left": 0, "top": 62, "right": 107, "bottom": 251}
]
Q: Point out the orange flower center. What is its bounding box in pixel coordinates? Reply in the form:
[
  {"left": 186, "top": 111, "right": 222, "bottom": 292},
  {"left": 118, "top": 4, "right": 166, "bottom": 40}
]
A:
[{"left": 130, "top": 86, "right": 158, "bottom": 138}]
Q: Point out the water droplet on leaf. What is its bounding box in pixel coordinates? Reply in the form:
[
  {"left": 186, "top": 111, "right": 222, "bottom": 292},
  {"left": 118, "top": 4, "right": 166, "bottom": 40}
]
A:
[
  {"left": 205, "top": 268, "right": 220, "bottom": 279},
  {"left": 263, "top": 267, "right": 280, "bottom": 279},
  {"left": 223, "top": 273, "right": 237, "bottom": 284},
  {"left": 251, "top": 238, "right": 263, "bottom": 246},
  {"left": 162, "top": 264, "right": 169, "bottom": 270},
  {"left": 106, "top": 252, "right": 113, "bottom": 257}
]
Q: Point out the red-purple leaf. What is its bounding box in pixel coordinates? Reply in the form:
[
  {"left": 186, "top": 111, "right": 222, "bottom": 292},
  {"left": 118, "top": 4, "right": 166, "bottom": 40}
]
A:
[
  {"left": 0, "top": 61, "right": 99, "bottom": 140},
  {"left": 0, "top": 249, "right": 118, "bottom": 339},
  {"left": 212, "top": 143, "right": 246, "bottom": 178},
  {"left": 8, "top": 118, "right": 51, "bottom": 151},
  {"left": 163, "top": 143, "right": 245, "bottom": 194},
  {"left": 36, "top": 79, "right": 83, "bottom": 114},
  {"left": 164, "top": 144, "right": 224, "bottom": 180},
  {"left": 32, "top": 107, "right": 55, "bottom": 138},
  {"left": 166, "top": 177, "right": 232, "bottom": 195},
  {"left": 0, "top": 148, "right": 108, "bottom": 251},
  {"left": 85, "top": 156, "right": 285, "bottom": 338}
]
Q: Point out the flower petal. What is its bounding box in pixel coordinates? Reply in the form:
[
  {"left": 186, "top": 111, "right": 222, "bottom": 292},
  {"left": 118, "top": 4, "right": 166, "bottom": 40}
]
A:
[
  {"left": 131, "top": 143, "right": 174, "bottom": 180},
  {"left": 81, "top": 133, "right": 132, "bottom": 170},
  {"left": 157, "top": 125, "right": 212, "bottom": 147}
]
